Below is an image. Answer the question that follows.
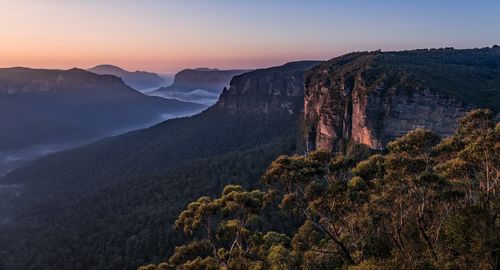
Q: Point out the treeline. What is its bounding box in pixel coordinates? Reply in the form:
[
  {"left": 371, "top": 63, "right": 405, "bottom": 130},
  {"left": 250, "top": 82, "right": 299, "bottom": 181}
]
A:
[{"left": 141, "top": 109, "right": 499, "bottom": 270}]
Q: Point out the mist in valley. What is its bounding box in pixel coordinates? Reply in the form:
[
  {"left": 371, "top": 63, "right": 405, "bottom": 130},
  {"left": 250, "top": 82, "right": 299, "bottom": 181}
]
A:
[
  {"left": 0, "top": 109, "right": 203, "bottom": 189},
  {"left": 0, "top": 108, "right": 206, "bottom": 227},
  {"left": 151, "top": 88, "right": 221, "bottom": 106}
]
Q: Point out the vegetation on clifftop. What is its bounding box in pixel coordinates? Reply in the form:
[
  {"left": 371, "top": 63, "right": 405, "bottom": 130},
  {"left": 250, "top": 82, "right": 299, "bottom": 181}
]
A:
[{"left": 306, "top": 47, "right": 500, "bottom": 111}]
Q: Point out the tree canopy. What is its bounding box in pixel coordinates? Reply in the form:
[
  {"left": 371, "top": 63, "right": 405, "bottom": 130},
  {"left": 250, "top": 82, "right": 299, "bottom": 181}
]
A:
[{"left": 145, "top": 109, "right": 499, "bottom": 270}]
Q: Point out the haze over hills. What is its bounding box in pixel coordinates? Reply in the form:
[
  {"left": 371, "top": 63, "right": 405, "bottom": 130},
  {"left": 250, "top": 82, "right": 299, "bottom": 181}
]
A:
[
  {"left": 0, "top": 62, "right": 317, "bottom": 212},
  {"left": 0, "top": 61, "right": 318, "bottom": 269},
  {"left": 152, "top": 68, "right": 251, "bottom": 105},
  {"left": 87, "top": 64, "right": 170, "bottom": 92},
  {"left": 1, "top": 48, "right": 499, "bottom": 269},
  {"left": 87, "top": 65, "right": 245, "bottom": 105},
  {"left": 0, "top": 67, "right": 205, "bottom": 175}
]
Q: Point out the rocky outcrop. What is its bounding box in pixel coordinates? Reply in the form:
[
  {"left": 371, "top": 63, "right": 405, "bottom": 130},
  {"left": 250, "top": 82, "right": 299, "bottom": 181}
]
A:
[
  {"left": 305, "top": 80, "right": 471, "bottom": 151},
  {"left": 215, "top": 61, "right": 320, "bottom": 114},
  {"left": 154, "top": 68, "right": 250, "bottom": 94},
  {"left": 169, "top": 68, "right": 250, "bottom": 92},
  {"left": 304, "top": 48, "right": 500, "bottom": 151}
]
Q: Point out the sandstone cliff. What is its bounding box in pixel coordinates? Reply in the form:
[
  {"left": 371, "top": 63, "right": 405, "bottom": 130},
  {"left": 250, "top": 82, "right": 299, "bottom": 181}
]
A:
[
  {"left": 215, "top": 61, "right": 320, "bottom": 114},
  {"left": 304, "top": 48, "right": 500, "bottom": 151},
  {"left": 168, "top": 68, "right": 251, "bottom": 92}
]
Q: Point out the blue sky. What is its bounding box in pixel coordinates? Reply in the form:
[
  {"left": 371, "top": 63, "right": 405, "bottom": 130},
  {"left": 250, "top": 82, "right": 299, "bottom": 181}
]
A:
[{"left": 0, "top": 0, "right": 499, "bottom": 71}]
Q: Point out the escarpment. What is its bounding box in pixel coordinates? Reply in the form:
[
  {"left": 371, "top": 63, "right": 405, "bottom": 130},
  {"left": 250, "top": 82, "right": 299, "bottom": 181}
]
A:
[
  {"left": 304, "top": 48, "right": 500, "bottom": 151},
  {"left": 215, "top": 61, "right": 320, "bottom": 114}
]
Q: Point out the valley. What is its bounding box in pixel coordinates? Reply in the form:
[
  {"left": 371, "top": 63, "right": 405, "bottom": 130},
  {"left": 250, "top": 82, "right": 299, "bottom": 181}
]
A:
[
  {"left": 1, "top": 47, "right": 499, "bottom": 270},
  {"left": 0, "top": 67, "right": 205, "bottom": 153},
  {"left": 0, "top": 140, "right": 90, "bottom": 177},
  {"left": 0, "top": 110, "right": 194, "bottom": 178},
  {"left": 2, "top": 2, "right": 498, "bottom": 269}
]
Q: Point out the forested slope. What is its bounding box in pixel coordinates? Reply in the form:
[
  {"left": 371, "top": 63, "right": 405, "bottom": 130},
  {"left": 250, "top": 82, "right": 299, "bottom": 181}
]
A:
[{"left": 0, "top": 62, "right": 317, "bottom": 270}]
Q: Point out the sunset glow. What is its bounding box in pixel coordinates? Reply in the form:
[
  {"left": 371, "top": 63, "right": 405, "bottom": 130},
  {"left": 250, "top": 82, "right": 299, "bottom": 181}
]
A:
[{"left": 1, "top": 0, "right": 499, "bottom": 72}]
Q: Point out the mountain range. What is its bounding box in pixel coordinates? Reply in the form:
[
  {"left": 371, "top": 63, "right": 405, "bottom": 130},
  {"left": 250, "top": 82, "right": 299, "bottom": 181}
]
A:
[
  {"left": 0, "top": 67, "right": 205, "bottom": 175},
  {"left": 0, "top": 61, "right": 318, "bottom": 270},
  {"left": 87, "top": 64, "right": 170, "bottom": 92},
  {"left": 151, "top": 68, "right": 251, "bottom": 105}
]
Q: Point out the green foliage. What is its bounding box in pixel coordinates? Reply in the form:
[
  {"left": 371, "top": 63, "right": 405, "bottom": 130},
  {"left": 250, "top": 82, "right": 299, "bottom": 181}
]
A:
[
  {"left": 266, "top": 245, "right": 293, "bottom": 270},
  {"left": 441, "top": 206, "right": 496, "bottom": 269},
  {"left": 351, "top": 154, "right": 385, "bottom": 180},
  {"left": 154, "top": 109, "right": 499, "bottom": 270},
  {"left": 166, "top": 186, "right": 293, "bottom": 269}
]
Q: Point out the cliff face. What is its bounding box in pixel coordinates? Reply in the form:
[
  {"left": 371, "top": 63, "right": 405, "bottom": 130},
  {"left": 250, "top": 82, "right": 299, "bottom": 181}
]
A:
[
  {"left": 174, "top": 68, "right": 250, "bottom": 91},
  {"left": 305, "top": 75, "right": 471, "bottom": 151},
  {"left": 304, "top": 48, "right": 500, "bottom": 151},
  {"left": 157, "top": 68, "right": 251, "bottom": 93},
  {"left": 152, "top": 68, "right": 252, "bottom": 106},
  {"left": 215, "top": 61, "right": 320, "bottom": 114}
]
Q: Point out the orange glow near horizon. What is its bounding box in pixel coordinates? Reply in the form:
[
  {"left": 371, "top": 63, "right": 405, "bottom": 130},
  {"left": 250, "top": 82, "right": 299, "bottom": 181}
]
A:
[
  {"left": 0, "top": 1, "right": 333, "bottom": 72},
  {"left": 1, "top": 0, "right": 498, "bottom": 73}
]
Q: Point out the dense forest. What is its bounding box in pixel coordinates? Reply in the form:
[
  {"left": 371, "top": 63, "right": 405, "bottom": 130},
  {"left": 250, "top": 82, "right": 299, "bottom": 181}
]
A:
[
  {"left": 0, "top": 113, "right": 300, "bottom": 270},
  {"left": 140, "top": 109, "right": 499, "bottom": 270}
]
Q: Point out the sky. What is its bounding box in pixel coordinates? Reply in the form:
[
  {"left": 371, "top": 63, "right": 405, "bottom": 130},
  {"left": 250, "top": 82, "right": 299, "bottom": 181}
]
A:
[{"left": 0, "top": 0, "right": 499, "bottom": 72}]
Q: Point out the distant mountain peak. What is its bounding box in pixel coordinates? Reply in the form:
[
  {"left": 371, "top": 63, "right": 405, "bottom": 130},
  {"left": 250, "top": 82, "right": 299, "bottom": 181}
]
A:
[
  {"left": 87, "top": 64, "right": 166, "bottom": 91},
  {"left": 88, "top": 64, "right": 127, "bottom": 73},
  {"left": 193, "top": 67, "right": 221, "bottom": 71}
]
